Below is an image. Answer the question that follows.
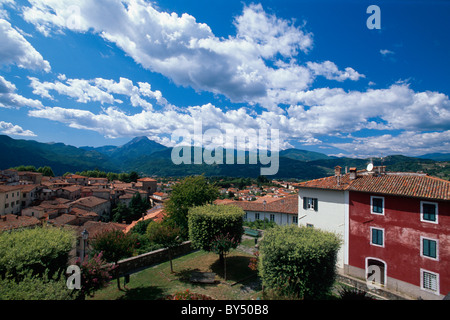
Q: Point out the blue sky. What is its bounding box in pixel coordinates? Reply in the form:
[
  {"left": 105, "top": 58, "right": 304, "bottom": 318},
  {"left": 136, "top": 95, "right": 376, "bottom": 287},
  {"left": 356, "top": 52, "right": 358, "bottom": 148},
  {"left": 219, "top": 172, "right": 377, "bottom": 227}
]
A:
[{"left": 0, "top": 0, "right": 449, "bottom": 158}]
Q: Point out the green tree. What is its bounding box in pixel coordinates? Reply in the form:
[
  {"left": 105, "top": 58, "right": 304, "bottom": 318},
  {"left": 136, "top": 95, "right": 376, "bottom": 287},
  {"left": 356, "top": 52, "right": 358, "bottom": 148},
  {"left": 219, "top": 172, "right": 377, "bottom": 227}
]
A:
[
  {"left": 129, "top": 192, "right": 150, "bottom": 221},
  {"left": 164, "top": 175, "right": 219, "bottom": 236},
  {"left": 210, "top": 233, "right": 240, "bottom": 281},
  {"left": 111, "top": 193, "right": 150, "bottom": 224},
  {"left": 258, "top": 225, "right": 341, "bottom": 299},
  {"left": 111, "top": 202, "right": 129, "bottom": 223},
  {"left": 188, "top": 204, "right": 244, "bottom": 266},
  {"left": 37, "top": 166, "right": 54, "bottom": 177},
  {"left": 91, "top": 230, "right": 136, "bottom": 290},
  {"left": 146, "top": 222, "right": 182, "bottom": 273}
]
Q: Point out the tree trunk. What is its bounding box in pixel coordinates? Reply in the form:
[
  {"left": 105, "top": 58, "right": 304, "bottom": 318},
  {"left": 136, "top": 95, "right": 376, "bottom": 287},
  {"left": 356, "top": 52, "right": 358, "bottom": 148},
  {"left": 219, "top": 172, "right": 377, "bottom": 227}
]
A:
[
  {"left": 224, "top": 254, "right": 227, "bottom": 281},
  {"left": 168, "top": 248, "right": 174, "bottom": 273}
]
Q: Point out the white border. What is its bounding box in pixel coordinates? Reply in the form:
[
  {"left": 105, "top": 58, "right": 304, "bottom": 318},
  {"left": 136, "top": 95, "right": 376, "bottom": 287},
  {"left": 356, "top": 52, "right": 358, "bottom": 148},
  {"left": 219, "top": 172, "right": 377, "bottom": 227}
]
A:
[
  {"left": 420, "top": 236, "right": 439, "bottom": 261},
  {"left": 420, "top": 201, "right": 438, "bottom": 224},
  {"left": 370, "top": 196, "right": 385, "bottom": 215},
  {"left": 420, "top": 268, "right": 440, "bottom": 295},
  {"left": 370, "top": 226, "right": 385, "bottom": 247}
]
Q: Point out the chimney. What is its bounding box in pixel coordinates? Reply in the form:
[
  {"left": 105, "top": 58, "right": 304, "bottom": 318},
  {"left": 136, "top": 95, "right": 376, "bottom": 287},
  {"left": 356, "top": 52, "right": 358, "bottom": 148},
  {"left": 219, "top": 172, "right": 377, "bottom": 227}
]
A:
[
  {"left": 374, "top": 166, "right": 386, "bottom": 175},
  {"left": 334, "top": 166, "right": 342, "bottom": 177},
  {"left": 349, "top": 167, "right": 357, "bottom": 180}
]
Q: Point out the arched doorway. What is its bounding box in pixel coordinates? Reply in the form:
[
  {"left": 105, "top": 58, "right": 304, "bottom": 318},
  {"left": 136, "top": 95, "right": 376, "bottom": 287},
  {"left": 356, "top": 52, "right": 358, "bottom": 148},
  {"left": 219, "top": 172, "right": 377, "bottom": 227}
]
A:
[{"left": 366, "top": 258, "right": 386, "bottom": 289}]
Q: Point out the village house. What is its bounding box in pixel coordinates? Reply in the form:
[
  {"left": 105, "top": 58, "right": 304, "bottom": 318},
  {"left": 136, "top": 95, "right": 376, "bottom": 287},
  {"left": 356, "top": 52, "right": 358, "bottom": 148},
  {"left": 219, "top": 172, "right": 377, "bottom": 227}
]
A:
[
  {"left": 70, "top": 196, "right": 111, "bottom": 220},
  {"left": 218, "top": 195, "right": 299, "bottom": 226},
  {"left": 150, "top": 192, "right": 168, "bottom": 206},
  {"left": 0, "top": 169, "right": 19, "bottom": 185},
  {"left": 60, "top": 185, "right": 82, "bottom": 201},
  {"left": 0, "top": 185, "right": 22, "bottom": 215},
  {"left": 18, "top": 171, "right": 43, "bottom": 185},
  {"left": 297, "top": 165, "right": 450, "bottom": 300},
  {"left": 18, "top": 184, "right": 40, "bottom": 208},
  {"left": 65, "top": 174, "right": 89, "bottom": 186},
  {"left": 137, "top": 177, "right": 157, "bottom": 195}
]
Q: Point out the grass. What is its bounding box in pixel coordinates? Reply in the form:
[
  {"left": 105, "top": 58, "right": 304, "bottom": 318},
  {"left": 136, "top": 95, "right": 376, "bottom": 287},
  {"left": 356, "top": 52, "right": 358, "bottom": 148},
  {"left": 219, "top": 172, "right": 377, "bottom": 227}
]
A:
[{"left": 89, "top": 245, "right": 261, "bottom": 300}]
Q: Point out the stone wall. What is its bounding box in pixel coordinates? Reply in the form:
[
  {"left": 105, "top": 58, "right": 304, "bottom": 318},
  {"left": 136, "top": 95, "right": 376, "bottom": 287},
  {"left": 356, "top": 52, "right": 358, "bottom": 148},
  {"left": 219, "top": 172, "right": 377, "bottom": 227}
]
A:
[{"left": 116, "top": 241, "right": 194, "bottom": 276}]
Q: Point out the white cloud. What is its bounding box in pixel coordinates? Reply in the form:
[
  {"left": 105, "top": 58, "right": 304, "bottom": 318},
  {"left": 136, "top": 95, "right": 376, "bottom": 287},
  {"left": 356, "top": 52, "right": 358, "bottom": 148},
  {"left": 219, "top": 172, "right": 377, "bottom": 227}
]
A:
[
  {"left": 380, "top": 49, "right": 394, "bottom": 56},
  {"left": 21, "top": 1, "right": 315, "bottom": 106},
  {"left": 0, "top": 18, "right": 51, "bottom": 72},
  {"left": 0, "top": 121, "right": 36, "bottom": 136},
  {"left": 307, "top": 61, "right": 365, "bottom": 81},
  {"left": 16, "top": 1, "right": 450, "bottom": 157},
  {"left": 28, "top": 76, "right": 171, "bottom": 110},
  {"left": 330, "top": 131, "right": 450, "bottom": 158},
  {"left": 0, "top": 75, "right": 43, "bottom": 109}
]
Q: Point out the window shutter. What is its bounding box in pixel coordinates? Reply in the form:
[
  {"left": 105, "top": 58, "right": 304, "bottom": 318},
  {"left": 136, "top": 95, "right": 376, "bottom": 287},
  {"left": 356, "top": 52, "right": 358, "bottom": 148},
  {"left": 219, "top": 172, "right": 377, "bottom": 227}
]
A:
[
  {"left": 303, "top": 197, "right": 307, "bottom": 210},
  {"left": 313, "top": 198, "right": 318, "bottom": 211}
]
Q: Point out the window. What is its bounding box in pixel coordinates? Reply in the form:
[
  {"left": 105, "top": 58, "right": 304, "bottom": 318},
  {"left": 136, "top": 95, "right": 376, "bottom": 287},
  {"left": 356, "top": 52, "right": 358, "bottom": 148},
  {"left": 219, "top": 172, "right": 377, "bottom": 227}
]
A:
[
  {"left": 292, "top": 216, "right": 298, "bottom": 224},
  {"left": 371, "top": 227, "right": 384, "bottom": 247},
  {"left": 421, "top": 270, "right": 439, "bottom": 294},
  {"left": 421, "top": 202, "right": 438, "bottom": 223},
  {"left": 421, "top": 237, "right": 438, "bottom": 260},
  {"left": 306, "top": 224, "right": 314, "bottom": 228},
  {"left": 255, "top": 213, "right": 260, "bottom": 220},
  {"left": 371, "top": 196, "right": 384, "bottom": 214},
  {"left": 303, "top": 197, "right": 318, "bottom": 211},
  {"left": 269, "top": 214, "right": 275, "bottom": 222}
]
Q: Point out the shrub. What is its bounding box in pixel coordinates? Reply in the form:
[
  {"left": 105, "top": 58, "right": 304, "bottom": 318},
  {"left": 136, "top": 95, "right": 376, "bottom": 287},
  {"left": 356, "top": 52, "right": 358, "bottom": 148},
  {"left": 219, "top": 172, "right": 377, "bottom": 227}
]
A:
[
  {"left": 73, "top": 252, "right": 115, "bottom": 299},
  {"left": 0, "top": 226, "right": 75, "bottom": 280},
  {"left": 0, "top": 271, "right": 73, "bottom": 300},
  {"left": 188, "top": 204, "right": 244, "bottom": 254},
  {"left": 258, "top": 225, "right": 341, "bottom": 299}
]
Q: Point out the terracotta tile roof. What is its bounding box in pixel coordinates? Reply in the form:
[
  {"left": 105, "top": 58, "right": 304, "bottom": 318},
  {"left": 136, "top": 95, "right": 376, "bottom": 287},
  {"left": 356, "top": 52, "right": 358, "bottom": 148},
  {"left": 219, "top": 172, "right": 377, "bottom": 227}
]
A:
[
  {"left": 0, "top": 185, "right": 23, "bottom": 192},
  {"left": 71, "top": 196, "right": 108, "bottom": 208},
  {"left": 124, "top": 206, "right": 166, "bottom": 233},
  {"left": 0, "top": 214, "right": 41, "bottom": 231},
  {"left": 220, "top": 195, "right": 298, "bottom": 215},
  {"left": 138, "top": 177, "right": 157, "bottom": 182},
  {"left": 75, "top": 221, "right": 127, "bottom": 238},
  {"left": 297, "top": 171, "right": 450, "bottom": 201}
]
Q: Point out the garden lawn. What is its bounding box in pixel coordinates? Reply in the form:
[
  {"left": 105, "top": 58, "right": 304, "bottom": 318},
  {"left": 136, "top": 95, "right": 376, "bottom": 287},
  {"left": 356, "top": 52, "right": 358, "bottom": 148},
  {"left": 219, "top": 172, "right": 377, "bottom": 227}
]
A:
[{"left": 89, "top": 247, "right": 261, "bottom": 300}]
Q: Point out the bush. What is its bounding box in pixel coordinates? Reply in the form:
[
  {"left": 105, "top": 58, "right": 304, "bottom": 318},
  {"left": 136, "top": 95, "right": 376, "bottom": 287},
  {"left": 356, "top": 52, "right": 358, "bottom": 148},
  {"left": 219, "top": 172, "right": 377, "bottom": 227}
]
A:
[
  {"left": 0, "top": 271, "right": 73, "bottom": 300},
  {"left": 243, "top": 218, "right": 276, "bottom": 230},
  {"left": 188, "top": 204, "right": 244, "bottom": 253},
  {"left": 258, "top": 225, "right": 341, "bottom": 300},
  {"left": 0, "top": 226, "right": 75, "bottom": 280}
]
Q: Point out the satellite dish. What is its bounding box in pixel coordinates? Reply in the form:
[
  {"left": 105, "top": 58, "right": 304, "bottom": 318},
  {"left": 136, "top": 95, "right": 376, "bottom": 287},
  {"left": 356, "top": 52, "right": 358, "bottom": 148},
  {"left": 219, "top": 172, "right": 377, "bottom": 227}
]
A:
[{"left": 367, "top": 163, "right": 374, "bottom": 172}]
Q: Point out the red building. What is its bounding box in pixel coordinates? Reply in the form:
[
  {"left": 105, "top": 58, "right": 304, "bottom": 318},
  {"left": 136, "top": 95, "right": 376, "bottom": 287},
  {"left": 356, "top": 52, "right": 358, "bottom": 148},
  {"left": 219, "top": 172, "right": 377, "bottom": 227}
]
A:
[
  {"left": 297, "top": 166, "right": 449, "bottom": 299},
  {"left": 346, "top": 170, "right": 449, "bottom": 300}
]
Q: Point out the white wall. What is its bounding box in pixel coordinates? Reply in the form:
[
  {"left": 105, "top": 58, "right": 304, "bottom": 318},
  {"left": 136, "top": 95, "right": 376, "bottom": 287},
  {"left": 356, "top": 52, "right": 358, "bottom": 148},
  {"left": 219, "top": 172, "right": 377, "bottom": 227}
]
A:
[
  {"left": 298, "top": 189, "right": 348, "bottom": 269},
  {"left": 244, "top": 210, "right": 297, "bottom": 226}
]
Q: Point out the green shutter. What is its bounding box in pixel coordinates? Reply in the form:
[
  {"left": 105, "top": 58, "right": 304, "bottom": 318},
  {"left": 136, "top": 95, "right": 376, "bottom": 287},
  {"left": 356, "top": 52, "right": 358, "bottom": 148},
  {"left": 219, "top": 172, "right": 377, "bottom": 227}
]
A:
[
  {"left": 313, "top": 198, "right": 318, "bottom": 211},
  {"left": 303, "top": 197, "right": 307, "bottom": 210}
]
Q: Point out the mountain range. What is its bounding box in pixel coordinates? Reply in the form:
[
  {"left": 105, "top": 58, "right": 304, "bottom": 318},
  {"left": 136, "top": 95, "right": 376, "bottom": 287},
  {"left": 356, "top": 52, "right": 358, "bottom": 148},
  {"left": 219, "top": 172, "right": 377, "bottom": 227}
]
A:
[{"left": 0, "top": 134, "right": 448, "bottom": 180}]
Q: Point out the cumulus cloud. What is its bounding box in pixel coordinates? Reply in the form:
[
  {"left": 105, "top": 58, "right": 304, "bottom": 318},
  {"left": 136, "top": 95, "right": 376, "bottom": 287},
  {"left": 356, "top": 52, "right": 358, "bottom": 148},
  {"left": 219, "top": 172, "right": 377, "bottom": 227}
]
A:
[
  {"left": 0, "top": 121, "right": 36, "bottom": 136},
  {"left": 0, "top": 75, "right": 43, "bottom": 109},
  {"left": 28, "top": 76, "right": 171, "bottom": 110},
  {"left": 330, "top": 131, "right": 450, "bottom": 158},
  {"left": 21, "top": 0, "right": 317, "bottom": 106},
  {"left": 15, "top": 1, "right": 450, "bottom": 156},
  {"left": 307, "top": 61, "right": 365, "bottom": 81},
  {"left": 0, "top": 18, "right": 51, "bottom": 72}
]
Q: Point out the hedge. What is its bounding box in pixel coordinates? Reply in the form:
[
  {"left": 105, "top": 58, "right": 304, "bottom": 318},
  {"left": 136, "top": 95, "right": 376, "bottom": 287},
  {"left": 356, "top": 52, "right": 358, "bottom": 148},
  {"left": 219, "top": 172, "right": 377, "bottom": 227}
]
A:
[{"left": 258, "top": 225, "right": 341, "bottom": 299}]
